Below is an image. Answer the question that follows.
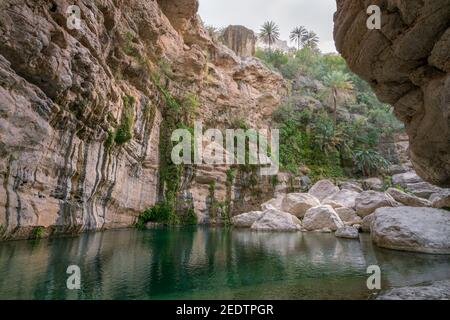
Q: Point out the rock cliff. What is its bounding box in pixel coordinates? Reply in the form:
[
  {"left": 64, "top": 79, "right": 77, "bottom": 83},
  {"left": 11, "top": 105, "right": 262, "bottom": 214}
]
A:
[
  {"left": 0, "top": 0, "right": 285, "bottom": 240},
  {"left": 334, "top": 0, "right": 450, "bottom": 187},
  {"left": 222, "top": 25, "right": 256, "bottom": 57}
]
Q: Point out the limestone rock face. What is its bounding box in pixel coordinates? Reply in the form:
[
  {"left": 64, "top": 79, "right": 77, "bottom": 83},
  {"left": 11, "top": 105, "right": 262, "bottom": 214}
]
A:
[
  {"left": 251, "top": 209, "right": 302, "bottom": 232},
  {"left": 308, "top": 180, "right": 339, "bottom": 202},
  {"left": 281, "top": 193, "right": 321, "bottom": 218},
  {"left": 355, "top": 191, "right": 400, "bottom": 218},
  {"left": 302, "top": 205, "right": 344, "bottom": 232},
  {"left": 0, "top": 0, "right": 286, "bottom": 240},
  {"left": 334, "top": 0, "right": 450, "bottom": 187},
  {"left": 372, "top": 207, "right": 450, "bottom": 254},
  {"left": 231, "top": 211, "right": 263, "bottom": 228},
  {"left": 386, "top": 188, "right": 431, "bottom": 207},
  {"left": 222, "top": 25, "right": 256, "bottom": 57},
  {"left": 335, "top": 226, "right": 359, "bottom": 239}
]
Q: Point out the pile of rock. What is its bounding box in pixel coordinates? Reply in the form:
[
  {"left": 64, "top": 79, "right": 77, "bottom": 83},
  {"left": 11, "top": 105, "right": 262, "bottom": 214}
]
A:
[{"left": 232, "top": 178, "right": 450, "bottom": 254}]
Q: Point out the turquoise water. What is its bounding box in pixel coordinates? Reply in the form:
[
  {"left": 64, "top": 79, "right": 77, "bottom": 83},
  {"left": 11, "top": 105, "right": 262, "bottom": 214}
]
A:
[{"left": 0, "top": 227, "right": 449, "bottom": 300}]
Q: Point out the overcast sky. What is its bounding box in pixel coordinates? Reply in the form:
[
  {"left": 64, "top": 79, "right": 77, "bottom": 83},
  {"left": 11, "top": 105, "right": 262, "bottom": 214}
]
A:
[{"left": 198, "top": 0, "right": 337, "bottom": 53}]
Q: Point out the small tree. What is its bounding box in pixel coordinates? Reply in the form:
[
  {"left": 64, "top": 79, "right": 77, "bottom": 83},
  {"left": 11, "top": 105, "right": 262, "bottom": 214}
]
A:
[
  {"left": 302, "top": 31, "right": 319, "bottom": 49},
  {"left": 259, "top": 21, "right": 280, "bottom": 51},
  {"left": 290, "top": 26, "right": 308, "bottom": 50},
  {"left": 323, "top": 71, "right": 353, "bottom": 129}
]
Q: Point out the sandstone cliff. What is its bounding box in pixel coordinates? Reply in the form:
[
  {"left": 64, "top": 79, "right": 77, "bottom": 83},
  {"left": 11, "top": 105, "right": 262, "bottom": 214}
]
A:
[
  {"left": 0, "top": 0, "right": 286, "bottom": 240},
  {"left": 334, "top": 0, "right": 450, "bottom": 187}
]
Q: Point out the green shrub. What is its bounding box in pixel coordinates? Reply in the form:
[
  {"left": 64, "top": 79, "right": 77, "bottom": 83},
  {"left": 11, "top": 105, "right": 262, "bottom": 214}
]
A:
[
  {"left": 353, "top": 149, "right": 389, "bottom": 177},
  {"left": 136, "top": 202, "right": 175, "bottom": 229},
  {"left": 115, "top": 96, "right": 135, "bottom": 145},
  {"left": 182, "top": 208, "right": 198, "bottom": 225},
  {"left": 31, "top": 226, "right": 45, "bottom": 240}
]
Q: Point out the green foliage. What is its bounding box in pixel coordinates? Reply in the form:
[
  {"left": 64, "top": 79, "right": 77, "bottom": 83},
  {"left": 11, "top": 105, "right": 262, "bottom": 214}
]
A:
[
  {"left": 31, "top": 226, "right": 45, "bottom": 240},
  {"left": 115, "top": 95, "right": 135, "bottom": 145},
  {"left": 353, "top": 149, "right": 390, "bottom": 177},
  {"left": 105, "top": 129, "right": 115, "bottom": 149},
  {"left": 225, "top": 169, "right": 235, "bottom": 187},
  {"left": 183, "top": 208, "right": 198, "bottom": 225},
  {"left": 136, "top": 202, "right": 178, "bottom": 229}
]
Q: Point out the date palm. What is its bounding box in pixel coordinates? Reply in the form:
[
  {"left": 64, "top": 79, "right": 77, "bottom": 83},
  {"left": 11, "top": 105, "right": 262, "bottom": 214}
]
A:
[
  {"left": 302, "top": 31, "right": 319, "bottom": 49},
  {"left": 323, "top": 71, "right": 354, "bottom": 129},
  {"left": 290, "top": 26, "right": 308, "bottom": 50},
  {"left": 259, "top": 21, "right": 280, "bottom": 51}
]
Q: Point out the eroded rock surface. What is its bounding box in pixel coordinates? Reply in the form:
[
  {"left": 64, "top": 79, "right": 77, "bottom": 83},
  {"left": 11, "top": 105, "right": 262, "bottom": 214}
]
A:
[
  {"left": 334, "top": 0, "right": 450, "bottom": 187},
  {"left": 372, "top": 207, "right": 450, "bottom": 254},
  {"left": 0, "top": 0, "right": 285, "bottom": 239}
]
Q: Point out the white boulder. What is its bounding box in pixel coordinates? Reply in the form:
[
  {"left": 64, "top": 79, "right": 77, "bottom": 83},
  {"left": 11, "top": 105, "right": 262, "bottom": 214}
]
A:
[
  {"left": 308, "top": 179, "right": 339, "bottom": 202},
  {"left": 281, "top": 193, "right": 321, "bottom": 218},
  {"left": 335, "top": 226, "right": 359, "bottom": 239},
  {"left": 323, "top": 189, "right": 360, "bottom": 209},
  {"left": 251, "top": 209, "right": 302, "bottom": 232},
  {"left": 355, "top": 191, "right": 400, "bottom": 218},
  {"left": 232, "top": 211, "right": 264, "bottom": 228},
  {"left": 302, "top": 205, "right": 344, "bottom": 232},
  {"left": 386, "top": 188, "right": 431, "bottom": 207},
  {"left": 371, "top": 207, "right": 450, "bottom": 254}
]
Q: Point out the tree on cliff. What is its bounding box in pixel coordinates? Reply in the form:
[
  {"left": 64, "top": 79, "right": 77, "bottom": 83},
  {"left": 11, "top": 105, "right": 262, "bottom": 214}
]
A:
[
  {"left": 322, "top": 71, "right": 354, "bottom": 129},
  {"left": 290, "top": 26, "right": 308, "bottom": 50},
  {"left": 302, "top": 31, "right": 319, "bottom": 50},
  {"left": 259, "top": 21, "right": 280, "bottom": 51}
]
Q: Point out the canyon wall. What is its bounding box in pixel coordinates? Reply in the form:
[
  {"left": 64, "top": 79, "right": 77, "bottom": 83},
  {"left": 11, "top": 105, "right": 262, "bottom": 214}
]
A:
[
  {"left": 334, "top": 0, "right": 450, "bottom": 187},
  {"left": 0, "top": 0, "right": 286, "bottom": 240}
]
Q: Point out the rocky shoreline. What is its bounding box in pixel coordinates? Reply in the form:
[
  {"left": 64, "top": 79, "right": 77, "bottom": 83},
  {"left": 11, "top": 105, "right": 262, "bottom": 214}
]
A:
[{"left": 232, "top": 175, "right": 450, "bottom": 255}]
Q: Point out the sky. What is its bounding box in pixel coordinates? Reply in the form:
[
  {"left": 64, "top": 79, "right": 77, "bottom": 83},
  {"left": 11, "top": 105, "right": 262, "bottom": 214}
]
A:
[{"left": 198, "top": 0, "right": 337, "bottom": 53}]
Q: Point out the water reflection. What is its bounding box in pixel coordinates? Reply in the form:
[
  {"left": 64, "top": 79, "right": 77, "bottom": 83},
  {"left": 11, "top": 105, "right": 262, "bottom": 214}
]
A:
[{"left": 0, "top": 228, "right": 449, "bottom": 300}]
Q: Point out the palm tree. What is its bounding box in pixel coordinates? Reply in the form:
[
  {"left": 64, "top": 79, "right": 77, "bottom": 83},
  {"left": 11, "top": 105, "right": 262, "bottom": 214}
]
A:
[
  {"left": 290, "top": 26, "right": 308, "bottom": 50},
  {"left": 302, "top": 31, "right": 319, "bottom": 49},
  {"left": 259, "top": 21, "right": 280, "bottom": 51},
  {"left": 323, "top": 71, "right": 354, "bottom": 129}
]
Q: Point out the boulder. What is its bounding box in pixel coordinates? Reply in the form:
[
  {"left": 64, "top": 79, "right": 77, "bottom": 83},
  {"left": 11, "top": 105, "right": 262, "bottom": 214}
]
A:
[
  {"left": 392, "top": 171, "right": 423, "bottom": 187},
  {"left": 363, "top": 178, "right": 384, "bottom": 191},
  {"left": 431, "top": 191, "right": 450, "bottom": 209},
  {"left": 302, "top": 205, "right": 344, "bottom": 232},
  {"left": 335, "top": 226, "right": 359, "bottom": 239},
  {"left": 355, "top": 191, "right": 400, "bottom": 218},
  {"left": 281, "top": 193, "right": 321, "bottom": 218},
  {"left": 339, "top": 181, "right": 363, "bottom": 193},
  {"left": 406, "top": 182, "right": 445, "bottom": 199},
  {"left": 251, "top": 209, "right": 301, "bottom": 232},
  {"left": 308, "top": 179, "right": 339, "bottom": 202},
  {"left": 386, "top": 188, "right": 431, "bottom": 207},
  {"left": 377, "top": 280, "right": 450, "bottom": 300},
  {"left": 372, "top": 207, "right": 450, "bottom": 254},
  {"left": 335, "top": 207, "right": 363, "bottom": 226},
  {"left": 323, "top": 189, "right": 360, "bottom": 209},
  {"left": 261, "top": 196, "right": 285, "bottom": 211},
  {"left": 361, "top": 214, "right": 374, "bottom": 233},
  {"left": 232, "top": 211, "right": 264, "bottom": 228}
]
